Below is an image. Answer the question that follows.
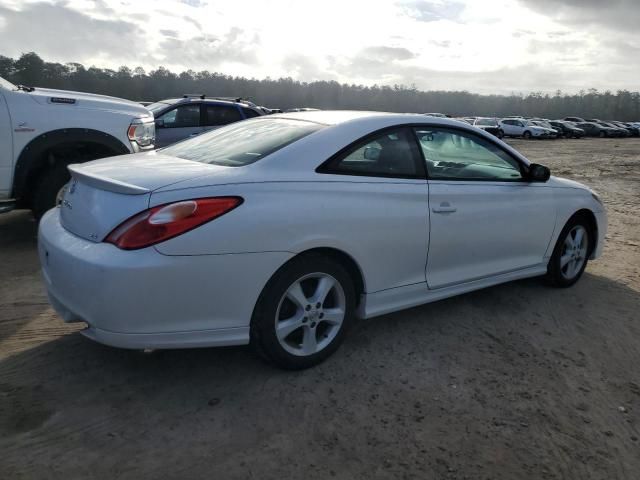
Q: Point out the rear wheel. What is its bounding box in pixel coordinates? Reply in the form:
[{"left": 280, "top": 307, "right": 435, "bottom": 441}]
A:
[
  {"left": 497, "top": 129, "right": 504, "bottom": 139},
  {"left": 250, "top": 254, "right": 356, "bottom": 369},
  {"left": 546, "top": 217, "right": 592, "bottom": 287}
]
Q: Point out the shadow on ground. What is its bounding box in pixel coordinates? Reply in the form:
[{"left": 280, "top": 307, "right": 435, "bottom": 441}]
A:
[{"left": 1, "top": 269, "right": 639, "bottom": 479}]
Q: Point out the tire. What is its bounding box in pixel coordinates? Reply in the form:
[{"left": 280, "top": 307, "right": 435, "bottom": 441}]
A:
[
  {"left": 546, "top": 216, "right": 593, "bottom": 288},
  {"left": 31, "top": 163, "right": 71, "bottom": 220},
  {"left": 599, "top": 131, "right": 606, "bottom": 138},
  {"left": 497, "top": 129, "right": 504, "bottom": 139},
  {"left": 250, "top": 253, "right": 356, "bottom": 369},
  {"left": 523, "top": 131, "right": 532, "bottom": 139}
]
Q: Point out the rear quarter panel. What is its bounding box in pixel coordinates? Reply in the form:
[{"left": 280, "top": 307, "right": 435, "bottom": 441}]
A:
[{"left": 151, "top": 179, "right": 430, "bottom": 294}]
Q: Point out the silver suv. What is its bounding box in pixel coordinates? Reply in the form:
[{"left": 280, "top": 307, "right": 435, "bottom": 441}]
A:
[{"left": 147, "top": 95, "right": 270, "bottom": 148}]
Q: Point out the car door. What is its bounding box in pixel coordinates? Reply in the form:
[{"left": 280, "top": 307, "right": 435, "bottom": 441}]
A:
[
  {"left": 501, "top": 120, "right": 520, "bottom": 137},
  {"left": 154, "top": 103, "right": 203, "bottom": 148},
  {"left": 0, "top": 89, "right": 13, "bottom": 197},
  {"left": 201, "top": 104, "right": 243, "bottom": 133},
  {"left": 317, "top": 127, "right": 430, "bottom": 292},
  {"left": 414, "top": 126, "right": 556, "bottom": 289},
  {"left": 579, "top": 123, "right": 593, "bottom": 136}
]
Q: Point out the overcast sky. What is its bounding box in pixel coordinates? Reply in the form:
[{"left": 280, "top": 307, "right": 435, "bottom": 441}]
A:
[{"left": 0, "top": 0, "right": 638, "bottom": 94}]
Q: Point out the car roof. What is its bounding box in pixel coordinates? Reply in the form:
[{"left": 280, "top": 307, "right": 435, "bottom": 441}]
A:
[
  {"left": 265, "top": 110, "right": 474, "bottom": 128},
  {"left": 157, "top": 97, "right": 259, "bottom": 109}
]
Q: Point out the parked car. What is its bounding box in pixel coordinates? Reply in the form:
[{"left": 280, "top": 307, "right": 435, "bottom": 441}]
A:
[
  {"left": 39, "top": 111, "right": 606, "bottom": 369},
  {"left": 576, "top": 122, "right": 620, "bottom": 138},
  {"left": 148, "top": 95, "right": 268, "bottom": 148},
  {"left": 610, "top": 121, "right": 639, "bottom": 137},
  {"left": 531, "top": 120, "right": 560, "bottom": 138},
  {"left": 500, "top": 118, "right": 552, "bottom": 139},
  {"left": 472, "top": 117, "right": 504, "bottom": 138},
  {"left": 564, "top": 116, "right": 586, "bottom": 123},
  {"left": 586, "top": 119, "right": 629, "bottom": 137},
  {"left": 0, "top": 76, "right": 154, "bottom": 218},
  {"left": 285, "top": 108, "right": 320, "bottom": 113},
  {"left": 549, "top": 121, "right": 585, "bottom": 138},
  {"left": 424, "top": 113, "right": 448, "bottom": 118}
]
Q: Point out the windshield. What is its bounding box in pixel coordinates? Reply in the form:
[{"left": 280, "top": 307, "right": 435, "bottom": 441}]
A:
[
  {"left": 160, "top": 118, "right": 325, "bottom": 166},
  {"left": 475, "top": 118, "right": 497, "bottom": 126},
  {"left": 0, "top": 77, "right": 17, "bottom": 90},
  {"left": 146, "top": 101, "right": 171, "bottom": 113}
]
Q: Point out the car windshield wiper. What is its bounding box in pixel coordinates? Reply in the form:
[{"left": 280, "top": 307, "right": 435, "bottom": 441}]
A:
[{"left": 16, "top": 84, "right": 35, "bottom": 92}]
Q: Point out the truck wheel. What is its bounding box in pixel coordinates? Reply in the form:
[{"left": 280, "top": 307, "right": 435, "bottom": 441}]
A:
[{"left": 32, "top": 163, "right": 70, "bottom": 220}]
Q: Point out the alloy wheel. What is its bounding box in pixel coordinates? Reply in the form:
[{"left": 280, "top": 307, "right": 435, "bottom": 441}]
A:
[
  {"left": 560, "top": 225, "right": 588, "bottom": 280},
  {"left": 275, "top": 273, "right": 346, "bottom": 356}
]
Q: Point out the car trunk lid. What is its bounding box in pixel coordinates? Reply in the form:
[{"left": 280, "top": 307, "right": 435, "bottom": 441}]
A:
[{"left": 60, "top": 153, "right": 225, "bottom": 242}]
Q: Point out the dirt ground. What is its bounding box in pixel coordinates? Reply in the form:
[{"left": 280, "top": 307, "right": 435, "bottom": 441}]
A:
[{"left": 1, "top": 138, "right": 639, "bottom": 480}]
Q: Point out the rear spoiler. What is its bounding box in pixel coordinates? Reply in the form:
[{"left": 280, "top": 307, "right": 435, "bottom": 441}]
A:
[{"left": 67, "top": 164, "right": 150, "bottom": 195}]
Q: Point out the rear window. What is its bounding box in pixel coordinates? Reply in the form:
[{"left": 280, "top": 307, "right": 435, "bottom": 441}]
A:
[
  {"left": 476, "top": 118, "right": 497, "bottom": 126},
  {"left": 160, "top": 118, "right": 325, "bottom": 166},
  {"left": 203, "top": 104, "right": 243, "bottom": 126}
]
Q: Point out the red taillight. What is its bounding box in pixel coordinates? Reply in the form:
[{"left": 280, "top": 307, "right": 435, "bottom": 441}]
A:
[{"left": 105, "top": 197, "right": 243, "bottom": 250}]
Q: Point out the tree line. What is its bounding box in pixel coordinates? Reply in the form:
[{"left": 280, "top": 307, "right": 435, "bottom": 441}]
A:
[{"left": 1, "top": 52, "right": 639, "bottom": 120}]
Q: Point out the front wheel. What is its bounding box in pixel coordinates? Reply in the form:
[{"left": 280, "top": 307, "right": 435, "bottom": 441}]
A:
[
  {"left": 546, "top": 218, "right": 592, "bottom": 287},
  {"left": 31, "top": 163, "right": 71, "bottom": 220},
  {"left": 497, "top": 129, "right": 504, "bottom": 139},
  {"left": 523, "top": 131, "right": 532, "bottom": 139},
  {"left": 599, "top": 131, "right": 606, "bottom": 138},
  {"left": 250, "top": 254, "right": 356, "bottom": 369}
]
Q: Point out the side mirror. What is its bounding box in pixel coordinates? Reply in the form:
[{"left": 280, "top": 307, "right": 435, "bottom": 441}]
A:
[
  {"left": 155, "top": 118, "right": 164, "bottom": 128},
  {"left": 363, "top": 146, "right": 381, "bottom": 161},
  {"left": 528, "top": 163, "right": 550, "bottom": 182}
]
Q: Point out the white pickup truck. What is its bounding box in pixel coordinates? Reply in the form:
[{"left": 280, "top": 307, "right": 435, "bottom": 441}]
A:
[{"left": 0, "top": 76, "right": 155, "bottom": 218}]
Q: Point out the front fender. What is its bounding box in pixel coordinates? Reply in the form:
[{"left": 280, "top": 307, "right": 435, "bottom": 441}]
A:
[{"left": 12, "top": 128, "right": 130, "bottom": 200}]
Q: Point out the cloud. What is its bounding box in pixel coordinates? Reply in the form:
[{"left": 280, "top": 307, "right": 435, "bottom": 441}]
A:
[
  {"left": 397, "top": 0, "right": 465, "bottom": 22},
  {"left": 159, "top": 27, "right": 260, "bottom": 67},
  {"left": 0, "top": 2, "right": 143, "bottom": 62},
  {"left": 360, "top": 46, "right": 417, "bottom": 62},
  {"left": 180, "top": 0, "right": 207, "bottom": 6},
  {"left": 160, "top": 29, "right": 179, "bottom": 38},
  {"left": 282, "top": 54, "right": 338, "bottom": 81},
  {"left": 1, "top": 0, "right": 639, "bottom": 95},
  {"left": 516, "top": 0, "right": 640, "bottom": 32}
]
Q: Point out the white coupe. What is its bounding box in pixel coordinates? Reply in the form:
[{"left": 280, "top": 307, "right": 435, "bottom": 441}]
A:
[{"left": 38, "top": 111, "right": 607, "bottom": 369}]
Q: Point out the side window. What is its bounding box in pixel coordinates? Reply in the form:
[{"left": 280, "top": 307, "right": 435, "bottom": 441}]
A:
[
  {"left": 204, "top": 105, "right": 243, "bottom": 126},
  {"left": 414, "top": 127, "right": 523, "bottom": 181},
  {"left": 158, "top": 105, "right": 200, "bottom": 128},
  {"left": 320, "top": 127, "right": 423, "bottom": 178},
  {"left": 242, "top": 107, "right": 260, "bottom": 119}
]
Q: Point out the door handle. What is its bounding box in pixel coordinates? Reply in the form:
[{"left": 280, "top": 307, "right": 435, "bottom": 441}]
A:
[{"left": 432, "top": 202, "right": 457, "bottom": 214}]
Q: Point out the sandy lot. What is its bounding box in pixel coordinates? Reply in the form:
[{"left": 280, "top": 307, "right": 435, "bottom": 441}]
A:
[{"left": 1, "top": 138, "right": 639, "bottom": 479}]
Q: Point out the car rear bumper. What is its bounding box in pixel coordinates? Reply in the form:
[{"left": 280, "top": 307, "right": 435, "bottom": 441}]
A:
[{"left": 38, "top": 209, "right": 293, "bottom": 349}]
